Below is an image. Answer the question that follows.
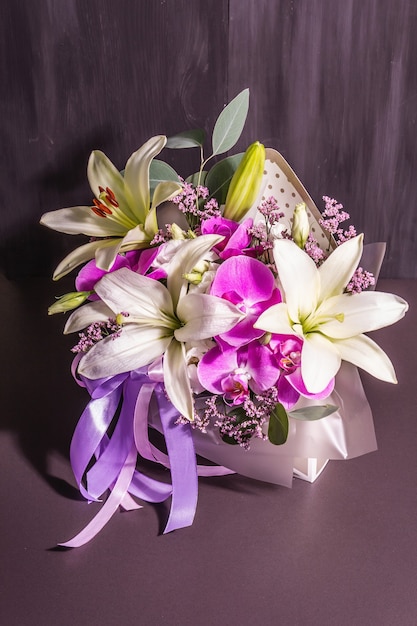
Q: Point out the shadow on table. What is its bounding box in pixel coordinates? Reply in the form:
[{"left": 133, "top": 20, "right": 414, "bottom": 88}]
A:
[{"left": 0, "top": 273, "right": 88, "bottom": 497}]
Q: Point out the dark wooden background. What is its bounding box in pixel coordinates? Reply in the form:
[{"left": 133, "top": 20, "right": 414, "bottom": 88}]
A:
[{"left": 1, "top": 0, "right": 416, "bottom": 279}]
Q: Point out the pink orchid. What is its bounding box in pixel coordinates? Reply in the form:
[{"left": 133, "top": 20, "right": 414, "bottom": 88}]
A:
[
  {"left": 75, "top": 248, "right": 160, "bottom": 299},
  {"left": 209, "top": 255, "right": 281, "bottom": 347},
  {"left": 198, "top": 341, "right": 280, "bottom": 405},
  {"left": 270, "top": 335, "right": 335, "bottom": 408},
  {"left": 201, "top": 216, "right": 254, "bottom": 259}
]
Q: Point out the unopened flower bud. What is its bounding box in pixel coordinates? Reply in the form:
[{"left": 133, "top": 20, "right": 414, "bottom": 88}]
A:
[
  {"left": 170, "top": 223, "right": 186, "bottom": 239},
  {"left": 291, "top": 203, "right": 310, "bottom": 248},
  {"left": 183, "top": 260, "right": 210, "bottom": 285},
  {"left": 48, "top": 291, "right": 92, "bottom": 315},
  {"left": 223, "top": 141, "right": 265, "bottom": 222}
]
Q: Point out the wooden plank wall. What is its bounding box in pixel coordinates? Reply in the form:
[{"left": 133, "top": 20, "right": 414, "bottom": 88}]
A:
[
  {"left": 228, "top": 0, "right": 417, "bottom": 278},
  {"left": 1, "top": 0, "right": 416, "bottom": 278}
]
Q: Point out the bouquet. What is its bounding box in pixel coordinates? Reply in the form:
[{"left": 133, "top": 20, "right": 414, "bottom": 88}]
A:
[{"left": 41, "top": 90, "right": 408, "bottom": 547}]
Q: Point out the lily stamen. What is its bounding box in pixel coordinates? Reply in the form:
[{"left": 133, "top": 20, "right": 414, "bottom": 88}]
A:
[
  {"left": 99, "top": 186, "right": 119, "bottom": 208},
  {"left": 91, "top": 198, "right": 112, "bottom": 217}
]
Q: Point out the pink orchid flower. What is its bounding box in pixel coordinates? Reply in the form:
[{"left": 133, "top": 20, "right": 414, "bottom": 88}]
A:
[
  {"left": 201, "top": 216, "right": 254, "bottom": 259},
  {"left": 270, "top": 335, "right": 335, "bottom": 407},
  {"left": 209, "top": 255, "right": 281, "bottom": 347},
  {"left": 198, "top": 340, "right": 280, "bottom": 405}
]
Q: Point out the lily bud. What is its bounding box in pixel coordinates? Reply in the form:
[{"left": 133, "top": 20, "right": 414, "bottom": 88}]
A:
[
  {"left": 48, "top": 291, "right": 92, "bottom": 315},
  {"left": 291, "top": 203, "right": 310, "bottom": 248},
  {"left": 223, "top": 141, "right": 265, "bottom": 222}
]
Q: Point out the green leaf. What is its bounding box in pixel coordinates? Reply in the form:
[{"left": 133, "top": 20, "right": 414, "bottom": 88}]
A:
[
  {"left": 288, "top": 404, "right": 339, "bottom": 421},
  {"left": 149, "top": 159, "right": 179, "bottom": 195},
  {"left": 185, "top": 171, "right": 207, "bottom": 186},
  {"left": 212, "top": 89, "right": 250, "bottom": 156},
  {"left": 166, "top": 129, "right": 205, "bottom": 149},
  {"left": 205, "top": 153, "right": 244, "bottom": 204},
  {"left": 268, "top": 403, "right": 289, "bottom": 445},
  {"left": 221, "top": 434, "right": 239, "bottom": 446}
]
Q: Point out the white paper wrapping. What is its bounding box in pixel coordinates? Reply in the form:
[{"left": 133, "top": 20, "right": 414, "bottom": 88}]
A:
[{"left": 189, "top": 362, "right": 377, "bottom": 487}]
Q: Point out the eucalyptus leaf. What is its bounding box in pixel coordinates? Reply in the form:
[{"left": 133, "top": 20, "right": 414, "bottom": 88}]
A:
[
  {"left": 166, "top": 129, "right": 205, "bottom": 149},
  {"left": 205, "top": 153, "right": 244, "bottom": 204},
  {"left": 268, "top": 403, "right": 289, "bottom": 445},
  {"left": 212, "top": 89, "right": 250, "bottom": 156},
  {"left": 186, "top": 171, "right": 207, "bottom": 186},
  {"left": 149, "top": 160, "right": 180, "bottom": 196},
  {"left": 288, "top": 404, "right": 339, "bottom": 421}
]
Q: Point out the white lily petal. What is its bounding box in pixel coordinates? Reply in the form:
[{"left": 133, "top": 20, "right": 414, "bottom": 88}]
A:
[
  {"left": 64, "top": 301, "right": 114, "bottom": 334},
  {"left": 40, "top": 206, "right": 127, "bottom": 237},
  {"left": 94, "top": 239, "right": 123, "bottom": 272},
  {"left": 124, "top": 135, "right": 166, "bottom": 223},
  {"left": 118, "top": 224, "right": 153, "bottom": 250},
  {"left": 152, "top": 180, "right": 183, "bottom": 209},
  {"left": 79, "top": 325, "right": 172, "bottom": 380},
  {"left": 318, "top": 291, "right": 409, "bottom": 339},
  {"left": 143, "top": 206, "right": 158, "bottom": 239},
  {"left": 175, "top": 293, "right": 243, "bottom": 342},
  {"left": 335, "top": 334, "right": 398, "bottom": 383},
  {"left": 255, "top": 302, "right": 294, "bottom": 335},
  {"left": 87, "top": 150, "right": 135, "bottom": 221},
  {"left": 163, "top": 339, "right": 194, "bottom": 421},
  {"left": 52, "top": 239, "right": 120, "bottom": 280},
  {"left": 94, "top": 268, "right": 176, "bottom": 325},
  {"left": 272, "top": 238, "right": 320, "bottom": 322},
  {"left": 318, "top": 235, "right": 363, "bottom": 301},
  {"left": 301, "top": 332, "right": 341, "bottom": 393},
  {"left": 166, "top": 234, "right": 224, "bottom": 308}
]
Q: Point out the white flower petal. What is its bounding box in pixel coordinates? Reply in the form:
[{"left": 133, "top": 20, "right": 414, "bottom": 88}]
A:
[
  {"left": 119, "top": 225, "right": 154, "bottom": 251},
  {"left": 94, "top": 239, "right": 124, "bottom": 272},
  {"left": 175, "top": 293, "right": 243, "bottom": 342},
  {"left": 78, "top": 325, "right": 172, "bottom": 379},
  {"left": 163, "top": 339, "right": 194, "bottom": 421},
  {"left": 254, "top": 302, "right": 294, "bottom": 335},
  {"left": 124, "top": 136, "right": 166, "bottom": 223},
  {"left": 52, "top": 239, "right": 120, "bottom": 280},
  {"left": 301, "top": 332, "right": 341, "bottom": 393},
  {"left": 166, "top": 234, "right": 224, "bottom": 308},
  {"left": 272, "top": 238, "right": 320, "bottom": 322},
  {"left": 94, "top": 268, "right": 176, "bottom": 325},
  {"left": 318, "top": 235, "right": 363, "bottom": 301},
  {"left": 152, "top": 181, "right": 183, "bottom": 209},
  {"left": 64, "top": 301, "right": 114, "bottom": 334},
  {"left": 40, "top": 206, "right": 127, "bottom": 237},
  {"left": 87, "top": 150, "right": 135, "bottom": 221},
  {"left": 335, "top": 334, "right": 398, "bottom": 383},
  {"left": 318, "top": 291, "right": 409, "bottom": 339}
]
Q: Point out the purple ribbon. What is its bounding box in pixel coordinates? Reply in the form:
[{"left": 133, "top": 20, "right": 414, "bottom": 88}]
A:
[{"left": 59, "top": 363, "right": 232, "bottom": 548}]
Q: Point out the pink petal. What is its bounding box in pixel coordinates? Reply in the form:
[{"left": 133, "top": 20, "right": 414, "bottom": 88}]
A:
[
  {"left": 277, "top": 376, "right": 301, "bottom": 409},
  {"left": 247, "top": 342, "right": 280, "bottom": 392},
  {"left": 197, "top": 345, "right": 239, "bottom": 394},
  {"left": 75, "top": 255, "right": 130, "bottom": 297},
  {"left": 218, "top": 218, "right": 252, "bottom": 259},
  {"left": 201, "top": 217, "right": 238, "bottom": 252},
  {"left": 211, "top": 256, "right": 276, "bottom": 307},
  {"left": 287, "top": 369, "right": 335, "bottom": 399}
]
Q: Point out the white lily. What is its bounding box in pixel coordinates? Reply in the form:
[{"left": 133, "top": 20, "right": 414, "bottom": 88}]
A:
[
  {"left": 64, "top": 235, "right": 243, "bottom": 421},
  {"left": 40, "top": 135, "right": 182, "bottom": 280},
  {"left": 255, "top": 235, "right": 408, "bottom": 393}
]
